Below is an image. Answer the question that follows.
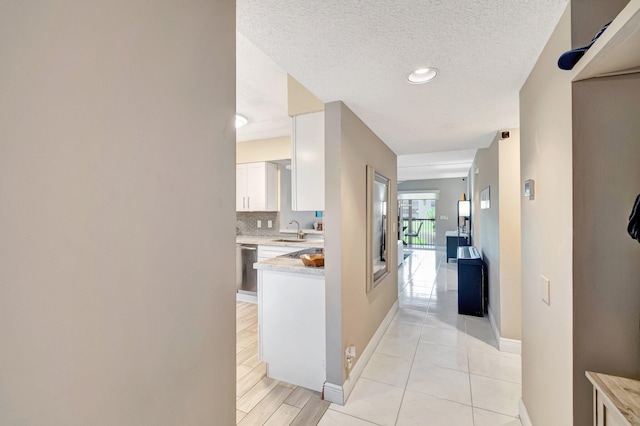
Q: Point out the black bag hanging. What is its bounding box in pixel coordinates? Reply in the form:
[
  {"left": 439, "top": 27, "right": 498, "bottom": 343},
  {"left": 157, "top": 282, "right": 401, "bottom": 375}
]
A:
[{"left": 628, "top": 194, "right": 640, "bottom": 243}]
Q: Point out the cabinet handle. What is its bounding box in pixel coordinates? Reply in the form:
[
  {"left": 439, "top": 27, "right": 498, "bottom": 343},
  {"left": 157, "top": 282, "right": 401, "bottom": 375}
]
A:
[
  {"left": 243, "top": 196, "right": 246, "bottom": 209},
  {"left": 247, "top": 197, "right": 250, "bottom": 209}
]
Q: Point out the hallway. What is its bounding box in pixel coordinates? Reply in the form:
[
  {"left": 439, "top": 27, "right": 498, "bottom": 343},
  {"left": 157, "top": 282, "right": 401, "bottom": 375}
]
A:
[
  {"left": 236, "top": 249, "right": 522, "bottom": 425},
  {"left": 318, "top": 249, "right": 522, "bottom": 426}
]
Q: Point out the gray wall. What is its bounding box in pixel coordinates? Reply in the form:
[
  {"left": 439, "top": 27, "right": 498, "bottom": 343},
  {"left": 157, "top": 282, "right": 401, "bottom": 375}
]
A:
[
  {"left": 572, "top": 74, "right": 640, "bottom": 426},
  {"left": 398, "top": 178, "right": 467, "bottom": 247},
  {"left": 520, "top": 5, "right": 574, "bottom": 425},
  {"left": 497, "top": 129, "right": 522, "bottom": 341},
  {"left": 325, "top": 101, "right": 398, "bottom": 386},
  {"left": 473, "top": 137, "right": 501, "bottom": 333},
  {"left": 472, "top": 131, "right": 521, "bottom": 341},
  {"left": 0, "top": 1, "right": 236, "bottom": 424},
  {"left": 571, "top": 0, "right": 629, "bottom": 49},
  {"left": 521, "top": 2, "right": 640, "bottom": 424}
]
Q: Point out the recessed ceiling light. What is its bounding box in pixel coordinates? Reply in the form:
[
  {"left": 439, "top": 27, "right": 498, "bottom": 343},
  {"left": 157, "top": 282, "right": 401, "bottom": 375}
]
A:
[
  {"left": 407, "top": 67, "right": 438, "bottom": 84},
  {"left": 235, "top": 114, "right": 248, "bottom": 129}
]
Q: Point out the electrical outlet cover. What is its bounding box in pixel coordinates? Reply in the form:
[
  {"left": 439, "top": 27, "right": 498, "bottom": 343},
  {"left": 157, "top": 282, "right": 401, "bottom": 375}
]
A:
[{"left": 541, "top": 276, "right": 550, "bottom": 305}]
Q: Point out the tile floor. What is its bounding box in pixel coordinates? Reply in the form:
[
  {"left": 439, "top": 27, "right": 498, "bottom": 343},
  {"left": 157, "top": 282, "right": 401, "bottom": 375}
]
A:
[
  {"left": 318, "top": 249, "right": 522, "bottom": 426},
  {"left": 237, "top": 249, "right": 522, "bottom": 425}
]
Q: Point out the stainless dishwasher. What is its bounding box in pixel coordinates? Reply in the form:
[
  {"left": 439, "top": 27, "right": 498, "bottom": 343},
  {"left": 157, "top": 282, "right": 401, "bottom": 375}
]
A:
[{"left": 236, "top": 244, "right": 258, "bottom": 294}]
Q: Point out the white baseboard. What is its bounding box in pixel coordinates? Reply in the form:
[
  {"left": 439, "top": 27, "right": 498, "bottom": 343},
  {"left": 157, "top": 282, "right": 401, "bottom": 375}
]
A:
[
  {"left": 519, "top": 398, "right": 532, "bottom": 426},
  {"left": 500, "top": 337, "right": 522, "bottom": 354},
  {"left": 322, "top": 382, "right": 344, "bottom": 405},
  {"left": 488, "top": 308, "right": 521, "bottom": 355},
  {"left": 236, "top": 292, "right": 257, "bottom": 304},
  {"left": 487, "top": 307, "right": 500, "bottom": 345},
  {"left": 323, "top": 299, "right": 399, "bottom": 405}
]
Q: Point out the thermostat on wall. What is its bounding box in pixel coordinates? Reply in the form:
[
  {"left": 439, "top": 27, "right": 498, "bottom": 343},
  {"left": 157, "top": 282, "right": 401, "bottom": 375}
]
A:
[{"left": 524, "top": 179, "right": 535, "bottom": 200}]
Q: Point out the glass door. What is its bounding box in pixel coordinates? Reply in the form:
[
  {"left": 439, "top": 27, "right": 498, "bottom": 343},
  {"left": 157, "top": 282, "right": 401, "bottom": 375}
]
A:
[{"left": 399, "top": 199, "right": 436, "bottom": 249}]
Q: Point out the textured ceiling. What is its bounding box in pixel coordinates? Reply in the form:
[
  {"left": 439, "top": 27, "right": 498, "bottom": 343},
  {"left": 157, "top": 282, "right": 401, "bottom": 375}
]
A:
[{"left": 237, "top": 0, "right": 568, "bottom": 160}]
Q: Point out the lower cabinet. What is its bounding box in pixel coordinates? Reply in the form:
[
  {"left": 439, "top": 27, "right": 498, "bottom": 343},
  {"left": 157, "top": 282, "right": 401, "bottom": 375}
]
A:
[
  {"left": 457, "top": 246, "right": 487, "bottom": 317},
  {"left": 258, "top": 270, "right": 326, "bottom": 391}
]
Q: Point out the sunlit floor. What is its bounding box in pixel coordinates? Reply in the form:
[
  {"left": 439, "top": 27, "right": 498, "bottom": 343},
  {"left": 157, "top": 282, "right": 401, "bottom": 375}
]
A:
[
  {"left": 318, "top": 249, "right": 522, "bottom": 426},
  {"left": 236, "top": 249, "right": 522, "bottom": 425}
]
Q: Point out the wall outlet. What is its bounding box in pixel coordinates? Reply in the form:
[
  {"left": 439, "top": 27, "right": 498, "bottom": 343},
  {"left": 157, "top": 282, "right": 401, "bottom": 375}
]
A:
[
  {"left": 541, "top": 275, "right": 550, "bottom": 305},
  {"left": 257, "top": 220, "right": 262, "bottom": 228},
  {"left": 267, "top": 220, "right": 273, "bottom": 228},
  {"left": 440, "top": 215, "right": 448, "bottom": 220},
  {"left": 345, "top": 345, "right": 356, "bottom": 370}
]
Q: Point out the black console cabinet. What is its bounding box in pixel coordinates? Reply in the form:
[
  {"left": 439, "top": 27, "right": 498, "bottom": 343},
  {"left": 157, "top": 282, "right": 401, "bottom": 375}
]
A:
[
  {"left": 457, "top": 246, "right": 487, "bottom": 317},
  {"left": 446, "top": 232, "right": 469, "bottom": 263}
]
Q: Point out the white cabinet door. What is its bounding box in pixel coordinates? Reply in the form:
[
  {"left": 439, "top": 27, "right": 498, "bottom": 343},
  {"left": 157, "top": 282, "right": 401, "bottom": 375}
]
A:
[
  {"left": 246, "top": 162, "right": 267, "bottom": 211},
  {"left": 236, "top": 164, "right": 248, "bottom": 211},
  {"left": 260, "top": 270, "right": 326, "bottom": 391},
  {"left": 292, "top": 111, "right": 324, "bottom": 211},
  {"left": 236, "top": 162, "right": 278, "bottom": 212}
]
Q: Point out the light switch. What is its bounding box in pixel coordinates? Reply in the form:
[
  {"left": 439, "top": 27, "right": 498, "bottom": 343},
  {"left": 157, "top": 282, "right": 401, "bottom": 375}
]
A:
[
  {"left": 267, "top": 220, "right": 273, "bottom": 228},
  {"left": 541, "top": 275, "right": 550, "bottom": 305},
  {"left": 257, "top": 220, "right": 262, "bottom": 228},
  {"left": 440, "top": 215, "right": 448, "bottom": 220}
]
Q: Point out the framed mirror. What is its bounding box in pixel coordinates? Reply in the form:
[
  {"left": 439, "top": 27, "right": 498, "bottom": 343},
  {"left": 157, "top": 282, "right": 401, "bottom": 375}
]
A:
[{"left": 366, "top": 165, "right": 391, "bottom": 292}]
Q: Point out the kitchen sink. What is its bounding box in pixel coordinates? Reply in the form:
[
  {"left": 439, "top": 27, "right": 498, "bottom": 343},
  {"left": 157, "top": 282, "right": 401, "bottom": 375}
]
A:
[{"left": 271, "top": 238, "right": 308, "bottom": 243}]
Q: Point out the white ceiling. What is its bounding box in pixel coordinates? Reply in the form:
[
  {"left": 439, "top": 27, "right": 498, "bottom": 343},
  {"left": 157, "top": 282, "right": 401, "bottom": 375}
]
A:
[
  {"left": 236, "top": 33, "right": 290, "bottom": 142},
  {"left": 398, "top": 149, "right": 477, "bottom": 181},
  {"left": 236, "top": 0, "right": 568, "bottom": 178}
]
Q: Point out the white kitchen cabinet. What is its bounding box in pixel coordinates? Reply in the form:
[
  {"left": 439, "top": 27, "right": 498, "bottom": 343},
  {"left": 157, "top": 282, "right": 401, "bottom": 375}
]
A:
[
  {"left": 292, "top": 111, "right": 324, "bottom": 211},
  {"left": 258, "top": 269, "right": 326, "bottom": 391},
  {"left": 236, "top": 162, "right": 278, "bottom": 212}
]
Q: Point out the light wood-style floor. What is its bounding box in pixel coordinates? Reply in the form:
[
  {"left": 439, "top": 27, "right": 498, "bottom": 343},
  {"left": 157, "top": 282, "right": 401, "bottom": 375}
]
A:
[{"left": 236, "top": 302, "right": 330, "bottom": 425}]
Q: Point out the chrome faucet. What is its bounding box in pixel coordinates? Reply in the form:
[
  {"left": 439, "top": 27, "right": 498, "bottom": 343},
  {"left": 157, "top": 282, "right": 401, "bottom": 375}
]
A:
[{"left": 289, "top": 220, "right": 305, "bottom": 239}]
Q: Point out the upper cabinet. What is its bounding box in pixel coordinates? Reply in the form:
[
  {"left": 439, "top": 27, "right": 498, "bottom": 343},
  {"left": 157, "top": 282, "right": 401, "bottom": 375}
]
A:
[
  {"left": 236, "top": 162, "right": 278, "bottom": 212},
  {"left": 292, "top": 111, "right": 324, "bottom": 211}
]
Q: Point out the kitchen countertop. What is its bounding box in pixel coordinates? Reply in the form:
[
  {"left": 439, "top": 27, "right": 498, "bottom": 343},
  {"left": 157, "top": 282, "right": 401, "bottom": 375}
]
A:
[
  {"left": 254, "top": 257, "right": 324, "bottom": 276},
  {"left": 237, "top": 235, "right": 324, "bottom": 248}
]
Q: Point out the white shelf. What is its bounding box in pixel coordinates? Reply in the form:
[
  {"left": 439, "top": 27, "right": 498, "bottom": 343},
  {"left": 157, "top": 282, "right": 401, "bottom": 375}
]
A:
[{"left": 572, "top": 0, "right": 640, "bottom": 81}]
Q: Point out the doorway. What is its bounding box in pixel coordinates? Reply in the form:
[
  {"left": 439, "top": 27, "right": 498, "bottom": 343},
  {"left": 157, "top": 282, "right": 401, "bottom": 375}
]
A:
[{"left": 399, "top": 199, "right": 436, "bottom": 249}]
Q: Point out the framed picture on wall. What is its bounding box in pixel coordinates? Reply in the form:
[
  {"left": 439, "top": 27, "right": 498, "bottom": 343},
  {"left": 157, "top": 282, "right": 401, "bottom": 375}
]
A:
[{"left": 480, "top": 187, "right": 491, "bottom": 209}]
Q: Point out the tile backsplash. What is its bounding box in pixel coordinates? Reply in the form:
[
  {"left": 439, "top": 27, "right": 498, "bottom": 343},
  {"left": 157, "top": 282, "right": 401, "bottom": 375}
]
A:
[
  {"left": 236, "top": 211, "right": 323, "bottom": 239},
  {"left": 236, "top": 212, "right": 280, "bottom": 236}
]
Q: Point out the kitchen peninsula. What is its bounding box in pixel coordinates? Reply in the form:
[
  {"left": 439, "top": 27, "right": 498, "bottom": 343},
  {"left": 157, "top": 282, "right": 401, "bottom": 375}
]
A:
[
  {"left": 254, "top": 247, "right": 326, "bottom": 392},
  {"left": 236, "top": 234, "right": 322, "bottom": 298}
]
